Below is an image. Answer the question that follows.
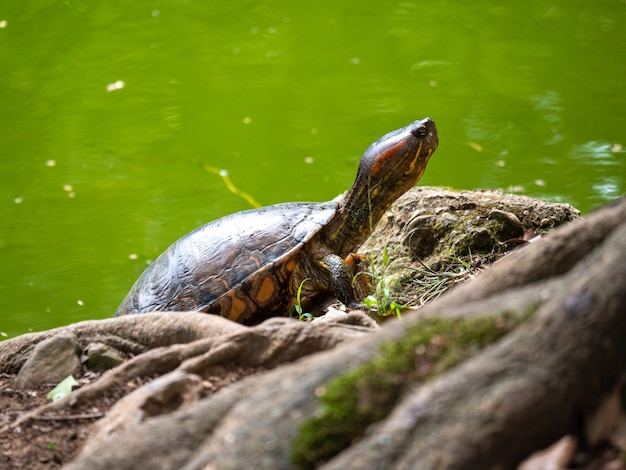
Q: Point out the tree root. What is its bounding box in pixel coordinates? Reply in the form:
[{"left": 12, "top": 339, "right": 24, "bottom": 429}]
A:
[
  {"left": 324, "top": 213, "right": 626, "bottom": 469},
  {"left": 59, "top": 197, "right": 626, "bottom": 470},
  {"left": 0, "top": 312, "right": 245, "bottom": 375},
  {"left": 0, "top": 312, "right": 376, "bottom": 435}
]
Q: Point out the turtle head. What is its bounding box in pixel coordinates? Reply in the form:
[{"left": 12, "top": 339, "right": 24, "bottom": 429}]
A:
[
  {"left": 328, "top": 117, "right": 438, "bottom": 255},
  {"left": 358, "top": 117, "right": 438, "bottom": 206}
]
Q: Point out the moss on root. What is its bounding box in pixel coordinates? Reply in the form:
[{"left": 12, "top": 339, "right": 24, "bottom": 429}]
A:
[{"left": 291, "top": 314, "right": 525, "bottom": 469}]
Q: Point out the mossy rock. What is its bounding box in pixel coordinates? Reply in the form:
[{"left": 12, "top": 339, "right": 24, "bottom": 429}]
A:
[{"left": 360, "top": 187, "right": 580, "bottom": 307}]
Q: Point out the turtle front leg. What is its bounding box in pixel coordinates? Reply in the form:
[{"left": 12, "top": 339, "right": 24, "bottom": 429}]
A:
[
  {"left": 344, "top": 253, "right": 373, "bottom": 301},
  {"left": 316, "top": 253, "right": 367, "bottom": 310}
]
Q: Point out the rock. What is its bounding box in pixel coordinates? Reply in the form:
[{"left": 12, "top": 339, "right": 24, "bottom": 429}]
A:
[
  {"left": 487, "top": 208, "right": 524, "bottom": 241},
  {"left": 84, "top": 342, "right": 126, "bottom": 371},
  {"left": 14, "top": 332, "right": 82, "bottom": 389},
  {"left": 360, "top": 187, "right": 580, "bottom": 308},
  {"left": 362, "top": 186, "right": 580, "bottom": 270}
]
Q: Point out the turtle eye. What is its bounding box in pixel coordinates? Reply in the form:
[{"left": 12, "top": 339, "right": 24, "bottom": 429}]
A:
[{"left": 412, "top": 126, "right": 428, "bottom": 138}]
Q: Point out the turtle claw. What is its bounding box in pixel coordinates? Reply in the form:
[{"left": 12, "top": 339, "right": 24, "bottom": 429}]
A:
[{"left": 346, "top": 301, "right": 367, "bottom": 311}]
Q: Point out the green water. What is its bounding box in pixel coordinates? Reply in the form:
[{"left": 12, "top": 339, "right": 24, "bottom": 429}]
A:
[{"left": 1, "top": 1, "right": 625, "bottom": 338}]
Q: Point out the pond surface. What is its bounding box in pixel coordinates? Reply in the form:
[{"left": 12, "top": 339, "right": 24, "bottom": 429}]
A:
[{"left": 1, "top": 0, "right": 625, "bottom": 338}]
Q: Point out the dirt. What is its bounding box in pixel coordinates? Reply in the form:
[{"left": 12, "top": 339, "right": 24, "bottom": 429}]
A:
[
  {"left": 3, "top": 368, "right": 625, "bottom": 470},
  {"left": 1, "top": 376, "right": 85, "bottom": 469},
  {"left": 0, "top": 367, "right": 259, "bottom": 469}
]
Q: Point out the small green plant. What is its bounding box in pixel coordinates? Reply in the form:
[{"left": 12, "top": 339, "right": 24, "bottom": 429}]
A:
[
  {"left": 362, "top": 247, "right": 408, "bottom": 317},
  {"left": 363, "top": 293, "right": 406, "bottom": 318},
  {"left": 47, "top": 442, "right": 58, "bottom": 451},
  {"left": 290, "top": 278, "right": 314, "bottom": 321}
]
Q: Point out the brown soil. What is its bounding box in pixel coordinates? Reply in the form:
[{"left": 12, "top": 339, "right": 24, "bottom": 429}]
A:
[
  {"left": 0, "top": 367, "right": 259, "bottom": 469},
  {"left": 1, "top": 376, "right": 85, "bottom": 469}
]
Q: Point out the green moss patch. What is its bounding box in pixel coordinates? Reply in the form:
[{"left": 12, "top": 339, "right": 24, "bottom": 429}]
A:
[{"left": 291, "top": 314, "right": 522, "bottom": 468}]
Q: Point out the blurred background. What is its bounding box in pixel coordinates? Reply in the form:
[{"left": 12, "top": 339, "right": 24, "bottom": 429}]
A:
[{"left": 1, "top": 1, "right": 625, "bottom": 338}]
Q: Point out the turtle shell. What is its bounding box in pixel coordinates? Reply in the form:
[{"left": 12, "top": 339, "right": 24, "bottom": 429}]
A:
[{"left": 115, "top": 201, "right": 339, "bottom": 323}]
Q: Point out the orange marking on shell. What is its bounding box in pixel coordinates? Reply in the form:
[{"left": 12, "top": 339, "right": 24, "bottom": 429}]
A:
[
  {"left": 227, "top": 294, "right": 248, "bottom": 322},
  {"left": 371, "top": 140, "right": 406, "bottom": 176},
  {"left": 249, "top": 256, "right": 262, "bottom": 269},
  {"left": 212, "top": 277, "right": 231, "bottom": 291},
  {"left": 256, "top": 276, "right": 276, "bottom": 304}
]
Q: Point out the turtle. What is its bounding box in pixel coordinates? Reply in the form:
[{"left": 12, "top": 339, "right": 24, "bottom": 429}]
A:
[{"left": 115, "top": 117, "right": 438, "bottom": 323}]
